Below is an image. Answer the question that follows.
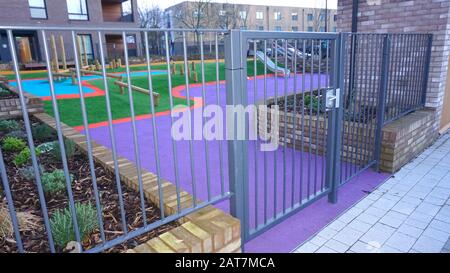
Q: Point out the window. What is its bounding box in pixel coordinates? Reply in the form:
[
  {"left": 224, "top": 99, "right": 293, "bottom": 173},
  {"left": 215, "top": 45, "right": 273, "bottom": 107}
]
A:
[
  {"left": 292, "top": 26, "right": 298, "bottom": 32},
  {"left": 274, "top": 12, "right": 281, "bottom": 21},
  {"left": 67, "top": 0, "right": 88, "bottom": 20},
  {"left": 320, "top": 27, "right": 325, "bottom": 32},
  {"left": 320, "top": 13, "right": 326, "bottom": 21},
  {"left": 219, "top": 10, "right": 226, "bottom": 16},
  {"left": 334, "top": 14, "right": 337, "bottom": 21},
  {"left": 275, "top": 26, "right": 282, "bottom": 31},
  {"left": 28, "top": 0, "right": 47, "bottom": 19},
  {"left": 77, "top": 34, "right": 93, "bottom": 59},
  {"left": 292, "top": 13, "right": 298, "bottom": 21},
  {"left": 239, "top": 11, "right": 247, "bottom": 19},
  {"left": 257, "top": 26, "right": 264, "bottom": 31},
  {"left": 121, "top": 0, "right": 132, "bottom": 17},
  {"left": 307, "top": 13, "right": 313, "bottom": 21},
  {"left": 193, "top": 10, "right": 204, "bottom": 17},
  {"left": 256, "top": 11, "right": 264, "bottom": 20},
  {"left": 333, "top": 27, "right": 337, "bottom": 32},
  {"left": 307, "top": 26, "right": 313, "bottom": 32}
]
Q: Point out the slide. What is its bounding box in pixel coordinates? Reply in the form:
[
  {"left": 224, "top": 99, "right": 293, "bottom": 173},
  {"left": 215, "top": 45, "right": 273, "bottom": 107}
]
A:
[
  {"left": 273, "top": 42, "right": 311, "bottom": 61},
  {"left": 255, "top": 51, "right": 290, "bottom": 77}
]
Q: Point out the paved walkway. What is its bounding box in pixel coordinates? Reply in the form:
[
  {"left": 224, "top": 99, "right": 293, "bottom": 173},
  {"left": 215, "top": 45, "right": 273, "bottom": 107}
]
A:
[{"left": 295, "top": 132, "right": 450, "bottom": 253}]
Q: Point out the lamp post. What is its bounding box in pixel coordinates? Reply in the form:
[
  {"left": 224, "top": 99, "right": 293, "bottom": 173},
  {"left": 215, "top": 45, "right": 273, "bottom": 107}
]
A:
[{"left": 324, "top": 0, "right": 328, "bottom": 32}]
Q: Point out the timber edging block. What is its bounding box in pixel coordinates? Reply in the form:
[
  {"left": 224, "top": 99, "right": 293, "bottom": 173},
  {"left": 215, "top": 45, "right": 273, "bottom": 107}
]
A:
[{"left": 33, "top": 113, "right": 241, "bottom": 253}]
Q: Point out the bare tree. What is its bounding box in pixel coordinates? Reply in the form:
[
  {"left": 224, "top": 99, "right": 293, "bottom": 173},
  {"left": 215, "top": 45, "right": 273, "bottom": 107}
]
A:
[
  {"left": 311, "top": 9, "right": 325, "bottom": 32},
  {"left": 138, "top": 4, "right": 164, "bottom": 54},
  {"left": 173, "top": 0, "right": 211, "bottom": 43},
  {"left": 214, "top": 2, "right": 239, "bottom": 30}
]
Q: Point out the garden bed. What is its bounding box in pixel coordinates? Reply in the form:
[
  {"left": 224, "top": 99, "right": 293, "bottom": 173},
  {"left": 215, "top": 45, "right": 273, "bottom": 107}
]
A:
[{"left": 0, "top": 118, "right": 177, "bottom": 253}]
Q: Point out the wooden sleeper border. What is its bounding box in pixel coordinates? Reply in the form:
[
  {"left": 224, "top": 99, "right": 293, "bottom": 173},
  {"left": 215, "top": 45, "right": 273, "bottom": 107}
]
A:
[{"left": 33, "top": 113, "right": 241, "bottom": 253}]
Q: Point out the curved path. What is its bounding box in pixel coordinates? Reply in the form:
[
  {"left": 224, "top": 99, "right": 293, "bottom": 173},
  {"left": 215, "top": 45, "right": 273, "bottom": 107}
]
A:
[{"left": 82, "top": 74, "right": 389, "bottom": 252}]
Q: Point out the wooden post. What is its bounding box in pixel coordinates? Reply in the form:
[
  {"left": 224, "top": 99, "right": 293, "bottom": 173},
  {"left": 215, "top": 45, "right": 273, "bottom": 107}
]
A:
[
  {"left": 171, "top": 61, "right": 176, "bottom": 75},
  {"left": 50, "top": 35, "right": 59, "bottom": 72},
  {"left": 94, "top": 59, "right": 101, "bottom": 70},
  {"left": 76, "top": 36, "right": 83, "bottom": 68},
  {"left": 81, "top": 36, "right": 88, "bottom": 66},
  {"left": 193, "top": 71, "right": 198, "bottom": 82},
  {"left": 191, "top": 61, "right": 195, "bottom": 71},
  {"left": 180, "top": 63, "right": 184, "bottom": 75},
  {"left": 117, "top": 58, "right": 122, "bottom": 68},
  {"left": 71, "top": 71, "right": 76, "bottom": 85},
  {"left": 59, "top": 35, "right": 67, "bottom": 70}
]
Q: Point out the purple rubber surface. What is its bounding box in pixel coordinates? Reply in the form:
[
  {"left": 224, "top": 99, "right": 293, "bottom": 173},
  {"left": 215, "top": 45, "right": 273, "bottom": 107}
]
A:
[{"left": 85, "top": 75, "right": 389, "bottom": 252}]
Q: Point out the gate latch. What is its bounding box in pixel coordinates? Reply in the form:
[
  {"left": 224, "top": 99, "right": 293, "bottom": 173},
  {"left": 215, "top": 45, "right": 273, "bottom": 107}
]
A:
[{"left": 326, "top": 88, "right": 340, "bottom": 109}]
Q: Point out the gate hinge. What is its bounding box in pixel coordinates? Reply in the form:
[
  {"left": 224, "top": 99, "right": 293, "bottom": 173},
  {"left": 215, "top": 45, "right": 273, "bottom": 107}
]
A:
[{"left": 326, "top": 88, "right": 340, "bottom": 109}]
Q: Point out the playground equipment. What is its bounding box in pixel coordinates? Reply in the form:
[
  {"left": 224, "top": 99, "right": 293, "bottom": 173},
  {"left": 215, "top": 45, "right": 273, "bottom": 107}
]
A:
[
  {"left": 113, "top": 80, "right": 160, "bottom": 106},
  {"left": 255, "top": 51, "right": 290, "bottom": 76}
]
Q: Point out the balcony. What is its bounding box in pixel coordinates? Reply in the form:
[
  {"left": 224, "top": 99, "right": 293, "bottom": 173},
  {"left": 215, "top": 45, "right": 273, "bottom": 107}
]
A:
[{"left": 101, "top": 0, "right": 134, "bottom": 23}]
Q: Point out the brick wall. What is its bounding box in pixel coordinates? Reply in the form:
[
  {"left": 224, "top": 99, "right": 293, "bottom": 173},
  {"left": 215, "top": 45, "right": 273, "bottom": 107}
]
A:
[
  {"left": 380, "top": 108, "right": 438, "bottom": 172},
  {"left": 337, "top": 0, "right": 450, "bottom": 135},
  {"left": 0, "top": 80, "right": 44, "bottom": 119}
]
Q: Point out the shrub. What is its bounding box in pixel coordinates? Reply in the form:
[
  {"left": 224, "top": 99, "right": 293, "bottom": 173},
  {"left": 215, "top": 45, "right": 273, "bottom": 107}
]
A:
[
  {"left": 37, "top": 142, "right": 55, "bottom": 154},
  {"left": 50, "top": 203, "right": 98, "bottom": 248},
  {"left": 18, "top": 165, "right": 44, "bottom": 181},
  {"left": 41, "top": 169, "right": 71, "bottom": 195},
  {"left": 13, "top": 147, "right": 41, "bottom": 167},
  {"left": 0, "top": 89, "right": 12, "bottom": 98},
  {"left": 0, "top": 120, "right": 20, "bottom": 134},
  {"left": 5, "top": 130, "right": 27, "bottom": 140},
  {"left": 32, "top": 124, "right": 55, "bottom": 142},
  {"left": 50, "top": 140, "right": 76, "bottom": 161},
  {"left": 2, "top": 137, "right": 26, "bottom": 152}
]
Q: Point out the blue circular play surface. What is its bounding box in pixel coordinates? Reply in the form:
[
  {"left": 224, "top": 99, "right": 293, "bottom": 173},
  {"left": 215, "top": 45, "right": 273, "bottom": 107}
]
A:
[{"left": 11, "top": 70, "right": 167, "bottom": 97}]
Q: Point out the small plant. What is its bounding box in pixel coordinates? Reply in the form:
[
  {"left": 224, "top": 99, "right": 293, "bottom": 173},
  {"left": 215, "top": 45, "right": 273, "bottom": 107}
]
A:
[
  {"left": 50, "top": 140, "right": 76, "bottom": 161},
  {"left": 50, "top": 203, "right": 99, "bottom": 248},
  {"left": 13, "top": 147, "right": 41, "bottom": 167},
  {"left": 0, "top": 89, "right": 12, "bottom": 98},
  {"left": 304, "top": 95, "right": 321, "bottom": 112},
  {"left": 32, "top": 124, "right": 55, "bottom": 142},
  {"left": 5, "top": 130, "right": 27, "bottom": 140},
  {"left": 37, "top": 142, "right": 56, "bottom": 153},
  {"left": 41, "top": 169, "right": 71, "bottom": 195},
  {"left": 0, "top": 120, "right": 20, "bottom": 134},
  {"left": 18, "top": 165, "right": 45, "bottom": 181},
  {"left": 2, "top": 137, "right": 26, "bottom": 152}
]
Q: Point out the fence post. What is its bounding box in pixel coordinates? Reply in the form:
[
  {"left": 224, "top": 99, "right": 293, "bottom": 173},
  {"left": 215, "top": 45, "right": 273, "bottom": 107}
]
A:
[
  {"left": 421, "top": 34, "right": 433, "bottom": 106},
  {"left": 327, "top": 33, "right": 346, "bottom": 204},
  {"left": 374, "top": 34, "right": 391, "bottom": 171},
  {"left": 224, "top": 30, "right": 249, "bottom": 243}
]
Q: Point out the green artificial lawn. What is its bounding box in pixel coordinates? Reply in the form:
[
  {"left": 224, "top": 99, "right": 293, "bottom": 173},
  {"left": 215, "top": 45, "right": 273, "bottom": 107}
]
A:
[{"left": 39, "top": 60, "right": 266, "bottom": 127}]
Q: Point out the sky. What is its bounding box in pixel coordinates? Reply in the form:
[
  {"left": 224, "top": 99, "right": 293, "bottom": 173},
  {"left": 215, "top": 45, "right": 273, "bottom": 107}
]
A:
[{"left": 137, "top": 0, "right": 338, "bottom": 10}]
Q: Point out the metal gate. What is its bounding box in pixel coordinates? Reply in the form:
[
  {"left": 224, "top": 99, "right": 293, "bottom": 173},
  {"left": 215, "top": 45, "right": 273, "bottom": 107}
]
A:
[{"left": 225, "top": 30, "right": 344, "bottom": 242}]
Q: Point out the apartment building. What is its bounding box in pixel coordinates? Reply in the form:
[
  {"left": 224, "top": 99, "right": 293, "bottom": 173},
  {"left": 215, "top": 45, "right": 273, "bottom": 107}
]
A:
[
  {"left": 0, "top": 0, "right": 141, "bottom": 66},
  {"left": 165, "top": 1, "right": 338, "bottom": 32}
]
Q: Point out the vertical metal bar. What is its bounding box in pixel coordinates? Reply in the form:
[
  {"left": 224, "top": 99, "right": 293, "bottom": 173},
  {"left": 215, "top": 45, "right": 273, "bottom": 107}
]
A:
[
  {"left": 374, "top": 35, "right": 390, "bottom": 170},
  {"left": 215, "top": 33, "right": 225, "bottom": 197},
  {"left": 300, "top": 39, "right": 306, "bottom": 202},
  {"left": 354, "top": 34, "right": 367, "bottom": 171},
  {"left": 164, "top": 31, "right": 182, "bottom": 212},
  {"left": 359, "top": 34, "right": 372, "bottom": 168},
  {"left": 225, "top": 29, "right": 248, "bottom": 241},
  {"left": 327, "top": 33, "right": 345, "bottom": 203},
  {"left": 273, "top": 38, "right": 278, "bottom": 217},
  {"left": 421, "top": 34, "right": 433, "bottom": 106},
  {"left": 6, "top": 29, "right": 55, "bottom": 252},
  {"left": 316, "top": 40, "right": 322, "bottom": 192},
  {"left": 68, "top": 30, "right": 105, "bottom": 242},
  {"left": 323, "top": 40, "right": 329, "bottom": 189},
  {"left": 0, "top": 148, "right": 24, "bottom": 252},
  {"left": 143, "top": 31, "right": 165, "bottom": 218},
  {"left": 253, "top": 39, "right": 258, "bottom": 227},
  {"left": 291, "top": 39, "right": 298, "bottom": 206},
  {"left": 182, "top": 32, "right": 198, "bottom": 207},
  {"left": 263, "top": 39, "right": 268, "bottom": 225},
  {"left": 282, "top": 39, "right": 288, "bottom": 213},
  {"left": 199, "top": 33, "right": 212, "bottom": 201},
  {"left": 96, "top": 31, "right": 129, "bottom": 230},
  {"left": 348, "top": 35, "right": 360, "bottom": 177},
  {"left": 121, "top": 31, "right": 149, "bottom": 221},
  {"left": 309, "top": 39, "right": 313, "bottom": 199},
  {"left": 42, "top": 30, "right": 82, "bottom": 246},
  {"left": 415, "top": 35, "right": 427, "bottom": 107},
  {"left": 405, "top": 35, "right": 414, "bottom": 111}
]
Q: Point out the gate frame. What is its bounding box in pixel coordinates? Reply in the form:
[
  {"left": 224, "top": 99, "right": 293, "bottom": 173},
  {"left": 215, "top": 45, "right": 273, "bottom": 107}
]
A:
[{"left": 225, "top": 30, "right": 345, "bottom": 243}]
